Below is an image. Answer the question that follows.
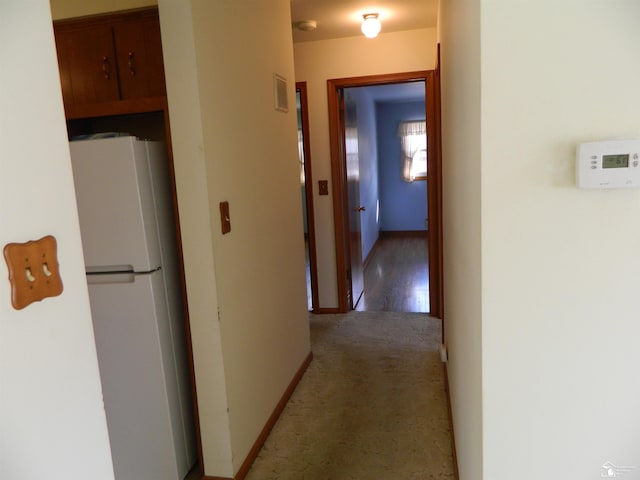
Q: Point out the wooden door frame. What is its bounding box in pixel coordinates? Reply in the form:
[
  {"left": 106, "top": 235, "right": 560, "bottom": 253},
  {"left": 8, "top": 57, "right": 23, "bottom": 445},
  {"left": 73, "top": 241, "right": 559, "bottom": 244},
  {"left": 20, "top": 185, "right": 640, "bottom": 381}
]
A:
[
  {"left": 327, "top": 71, "right": 444, "bottom": 318},
  {"left": 434, "top": 47, "right": 445, "bottom": 323},
  {"left": 296, "top": 82, "right": 320, "bottom": 312}
]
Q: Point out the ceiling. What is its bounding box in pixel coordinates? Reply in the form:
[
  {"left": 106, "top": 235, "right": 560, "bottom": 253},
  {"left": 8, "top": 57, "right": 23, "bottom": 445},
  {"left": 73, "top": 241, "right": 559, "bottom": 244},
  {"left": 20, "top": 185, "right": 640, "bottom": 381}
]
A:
[
  {"left": 354, "top": 82, "right": 425, "bottom": 104},
  {"left": 290, "top": 0, "right": 438, "bottom": 43}
]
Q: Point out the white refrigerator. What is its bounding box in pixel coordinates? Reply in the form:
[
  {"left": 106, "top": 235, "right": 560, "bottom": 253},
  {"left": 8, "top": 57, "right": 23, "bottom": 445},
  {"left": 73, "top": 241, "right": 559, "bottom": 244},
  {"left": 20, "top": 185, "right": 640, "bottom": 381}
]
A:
[{"left": 70, "top": 136, "right": 197, "bottom": 480}]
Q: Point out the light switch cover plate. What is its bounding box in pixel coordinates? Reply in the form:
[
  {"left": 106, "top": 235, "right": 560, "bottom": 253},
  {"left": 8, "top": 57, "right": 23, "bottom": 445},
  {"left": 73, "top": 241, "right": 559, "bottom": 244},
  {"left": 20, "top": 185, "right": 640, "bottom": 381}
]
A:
[
  {"left": 3, "top": 235, "right": 64, "bottom": 310},
  {"left": 219, "top": 201, "right": 231, "bottom": 234}
]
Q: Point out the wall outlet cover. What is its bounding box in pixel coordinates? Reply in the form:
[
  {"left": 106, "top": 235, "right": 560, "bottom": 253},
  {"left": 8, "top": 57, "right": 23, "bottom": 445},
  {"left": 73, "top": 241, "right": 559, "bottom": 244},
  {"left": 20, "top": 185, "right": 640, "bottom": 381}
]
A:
[{"left": 439, "top": 344, "right": 448, "bottom": 363}]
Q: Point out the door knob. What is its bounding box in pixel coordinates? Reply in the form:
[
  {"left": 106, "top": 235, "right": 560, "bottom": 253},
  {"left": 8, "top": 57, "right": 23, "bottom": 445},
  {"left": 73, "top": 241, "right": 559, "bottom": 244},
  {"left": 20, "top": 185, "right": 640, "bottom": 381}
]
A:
[{"left": 353, "top": 206, "right": 366, "bottom": 212}]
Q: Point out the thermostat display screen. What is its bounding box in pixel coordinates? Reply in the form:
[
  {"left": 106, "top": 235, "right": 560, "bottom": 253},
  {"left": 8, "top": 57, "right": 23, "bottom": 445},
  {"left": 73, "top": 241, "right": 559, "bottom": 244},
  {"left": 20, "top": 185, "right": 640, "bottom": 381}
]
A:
[{"left": 602, "top": 154, "right": 629, "bottom": 169}]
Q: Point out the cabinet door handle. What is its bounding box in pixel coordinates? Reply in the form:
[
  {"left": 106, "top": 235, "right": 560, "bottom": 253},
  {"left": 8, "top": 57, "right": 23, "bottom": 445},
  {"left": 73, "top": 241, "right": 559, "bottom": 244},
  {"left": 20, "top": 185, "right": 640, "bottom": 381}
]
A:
[
  {"left": 101, "top": 56, "right": 111, "bottom": 79},
  {"left": 128, "top": 52, "right": 136, "bottom": 77}
]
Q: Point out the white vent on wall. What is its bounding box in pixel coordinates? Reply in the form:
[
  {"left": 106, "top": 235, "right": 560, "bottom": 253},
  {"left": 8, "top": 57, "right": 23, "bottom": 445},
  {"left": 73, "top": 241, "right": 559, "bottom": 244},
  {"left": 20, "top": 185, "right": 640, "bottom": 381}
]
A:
[{"left": 274, "top": 74, "right": 288, "bottom": 112}]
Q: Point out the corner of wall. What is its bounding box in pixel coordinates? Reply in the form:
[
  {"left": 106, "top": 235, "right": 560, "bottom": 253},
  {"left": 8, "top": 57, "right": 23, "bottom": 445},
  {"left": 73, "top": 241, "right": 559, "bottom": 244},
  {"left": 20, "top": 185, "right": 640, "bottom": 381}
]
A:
[{"left": 158, "top": 0, "right": 234, "bottom": 476}]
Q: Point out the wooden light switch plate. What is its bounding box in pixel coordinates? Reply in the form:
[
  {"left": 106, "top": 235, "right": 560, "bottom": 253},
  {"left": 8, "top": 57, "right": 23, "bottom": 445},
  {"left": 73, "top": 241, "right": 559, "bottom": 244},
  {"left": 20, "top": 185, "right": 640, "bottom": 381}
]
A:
[
  {"left": 3, "top": 235, "right": 64, "bottom": 310},
  {"left": 219, "top": 201, "right": 231, "bottom": 234}
]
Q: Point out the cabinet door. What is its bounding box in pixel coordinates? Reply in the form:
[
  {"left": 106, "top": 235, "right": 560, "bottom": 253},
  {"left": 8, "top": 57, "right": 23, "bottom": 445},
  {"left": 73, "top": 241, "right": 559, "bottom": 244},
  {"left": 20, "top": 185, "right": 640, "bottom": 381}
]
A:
[
  {"left": 113, "top": 16, "right": 166, "bottom": 100},
  {"left": 54, "top": 25, "right": 120, "bottom": 106}
]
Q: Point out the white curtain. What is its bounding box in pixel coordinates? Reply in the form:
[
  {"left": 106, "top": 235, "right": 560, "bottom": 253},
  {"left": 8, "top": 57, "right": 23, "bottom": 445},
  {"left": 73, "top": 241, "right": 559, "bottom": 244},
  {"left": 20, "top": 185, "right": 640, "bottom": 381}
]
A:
[{"left": 398, "top": 120, "right": 426, "bottom": 182}]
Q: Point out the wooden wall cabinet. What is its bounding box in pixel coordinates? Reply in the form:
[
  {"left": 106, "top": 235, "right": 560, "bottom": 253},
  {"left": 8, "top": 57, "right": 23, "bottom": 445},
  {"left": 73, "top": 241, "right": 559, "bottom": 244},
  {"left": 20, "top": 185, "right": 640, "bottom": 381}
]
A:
[{"left": 54, "top": 8, "right": 166, "bottom": 119}]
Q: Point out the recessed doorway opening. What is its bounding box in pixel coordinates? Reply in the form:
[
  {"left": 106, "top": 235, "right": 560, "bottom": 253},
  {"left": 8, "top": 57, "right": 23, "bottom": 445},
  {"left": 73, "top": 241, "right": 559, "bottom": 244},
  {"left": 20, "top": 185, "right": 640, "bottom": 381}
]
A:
[
  {"left": 327, "top": 71, "right": 443, "bottom": 317},
  {"left": 296, "top": 82, "right": 319, "bottom": 312}
]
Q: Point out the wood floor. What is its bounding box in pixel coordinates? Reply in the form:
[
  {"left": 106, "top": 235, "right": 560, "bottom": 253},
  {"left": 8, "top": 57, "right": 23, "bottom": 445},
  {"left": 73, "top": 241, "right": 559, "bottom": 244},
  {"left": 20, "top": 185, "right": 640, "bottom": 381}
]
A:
[{"left": 355, "top": 234, "right": 429, "bottom": 313}]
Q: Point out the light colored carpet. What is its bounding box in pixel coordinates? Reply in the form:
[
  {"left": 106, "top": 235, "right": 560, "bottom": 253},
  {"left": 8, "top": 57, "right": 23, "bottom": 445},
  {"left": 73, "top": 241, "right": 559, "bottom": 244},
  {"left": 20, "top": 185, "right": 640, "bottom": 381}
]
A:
[{"left": 245, "top": 311, "right": 455, "bottom": 480}]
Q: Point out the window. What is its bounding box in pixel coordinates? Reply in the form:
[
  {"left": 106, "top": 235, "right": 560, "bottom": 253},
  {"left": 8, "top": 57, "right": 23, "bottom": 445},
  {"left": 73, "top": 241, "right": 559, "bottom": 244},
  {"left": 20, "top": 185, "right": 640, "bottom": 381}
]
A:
[{"left": 398, "top": 120, "right": 427, "bottom": 182}]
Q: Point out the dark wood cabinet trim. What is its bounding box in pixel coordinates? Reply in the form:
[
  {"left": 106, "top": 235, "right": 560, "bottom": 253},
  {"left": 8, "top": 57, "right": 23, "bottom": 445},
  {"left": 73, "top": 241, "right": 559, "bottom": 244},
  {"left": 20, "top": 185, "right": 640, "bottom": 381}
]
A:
[
  {"left": 63, "top": 96, "right": 167, "bottom": 120},
  {"left": 53, "top": 6, "right": 160, "bottom": 30}
]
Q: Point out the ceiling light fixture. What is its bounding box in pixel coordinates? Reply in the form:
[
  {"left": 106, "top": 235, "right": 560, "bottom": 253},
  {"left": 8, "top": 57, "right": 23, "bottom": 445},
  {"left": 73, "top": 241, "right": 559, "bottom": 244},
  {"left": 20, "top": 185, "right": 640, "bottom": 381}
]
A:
[
  {"left": 361, "top": 13, "right": 381, "bottom": 38},
  {"left": 296, "top": 20, "right": 317, "bottom": 32}
]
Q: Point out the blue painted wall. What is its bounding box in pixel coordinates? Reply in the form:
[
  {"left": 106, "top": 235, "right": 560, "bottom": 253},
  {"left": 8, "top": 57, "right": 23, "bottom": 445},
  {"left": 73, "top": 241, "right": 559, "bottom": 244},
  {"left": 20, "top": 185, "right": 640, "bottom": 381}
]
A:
[{"left": 376, "top": 101, "right": 428, "bottom": 231}]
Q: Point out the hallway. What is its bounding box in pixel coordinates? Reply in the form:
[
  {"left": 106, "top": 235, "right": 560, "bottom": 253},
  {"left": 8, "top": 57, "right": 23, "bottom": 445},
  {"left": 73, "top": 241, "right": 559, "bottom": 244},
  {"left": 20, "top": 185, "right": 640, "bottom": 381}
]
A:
[{"left": 245, "top": 311, "right": 453, "bottom": 479}]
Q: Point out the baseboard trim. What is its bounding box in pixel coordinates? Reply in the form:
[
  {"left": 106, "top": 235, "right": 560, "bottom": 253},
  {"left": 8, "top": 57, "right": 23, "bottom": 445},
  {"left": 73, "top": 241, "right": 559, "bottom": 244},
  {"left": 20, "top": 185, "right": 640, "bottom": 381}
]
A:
[
  {"left": 234, "top": 351, "right": 314, "bottom": 480},
  {"left": 443, "top": 364, "right": 460, "bottom": 480},
  {"left": 200, "top": 351, "right": 313, "bottom": 480},
  {"left": 379, "top": 230, "right": 428, "bottom": 238}
]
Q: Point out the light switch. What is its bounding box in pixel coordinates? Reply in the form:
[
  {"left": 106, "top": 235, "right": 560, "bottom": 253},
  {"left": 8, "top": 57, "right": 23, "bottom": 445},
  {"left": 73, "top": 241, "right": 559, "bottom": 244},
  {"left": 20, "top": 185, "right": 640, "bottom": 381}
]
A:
[
  {"left": 3, "top": 235, "right": 64, "bottom": 310},
  {"left": 219, "top": 201, "right": 231, "bottom": 234},
  {"left": 318, "top": 180, "right": 329, "bottom": 196}
]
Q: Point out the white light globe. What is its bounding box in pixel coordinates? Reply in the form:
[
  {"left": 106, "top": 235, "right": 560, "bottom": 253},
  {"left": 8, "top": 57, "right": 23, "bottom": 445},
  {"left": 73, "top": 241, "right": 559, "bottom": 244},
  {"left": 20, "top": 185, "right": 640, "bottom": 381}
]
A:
[{"left": 361, "top": 14, "right": 381, "bottom": 38}]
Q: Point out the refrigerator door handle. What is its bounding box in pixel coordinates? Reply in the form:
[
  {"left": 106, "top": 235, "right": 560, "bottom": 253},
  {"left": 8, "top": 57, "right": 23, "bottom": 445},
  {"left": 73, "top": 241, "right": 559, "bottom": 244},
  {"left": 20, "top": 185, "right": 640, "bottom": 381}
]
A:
[{"left": 87, "top": 265, "right": 134, "bottom": 274}]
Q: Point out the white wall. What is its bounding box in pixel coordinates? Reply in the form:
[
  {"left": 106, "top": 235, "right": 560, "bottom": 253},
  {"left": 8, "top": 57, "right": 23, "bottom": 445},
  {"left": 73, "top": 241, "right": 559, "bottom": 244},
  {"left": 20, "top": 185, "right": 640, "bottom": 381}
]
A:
[
  {"left": 442, "top": 1, "right": 640, "bottom": 479},
  {"left": 481, "top": 2, "right": 640, "bottom": 478},
  {"left": 439, "top": 0, "right": 483, "bottom": 478},
  {"left": 294, "top": 28, "right": 437, "bottom": 308},
  {"left": 156, "top": 2, "right": 233, "bottom": 476},
  {"left": 160, "top": 0, "right": 310, "bottom": 476},
  {"left": 0, "top": 3, "right": 114, "bottom": 479}
]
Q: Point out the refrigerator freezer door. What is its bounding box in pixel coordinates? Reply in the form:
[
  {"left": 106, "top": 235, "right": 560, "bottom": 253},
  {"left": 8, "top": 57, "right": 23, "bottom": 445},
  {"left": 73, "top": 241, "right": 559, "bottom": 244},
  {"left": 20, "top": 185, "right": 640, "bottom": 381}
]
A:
[
  {"left": 70, "top": 137, "right": 163, "bottom": 272},
  {"left": 87, "top": 270, "right": 192, "bottom": 480}
]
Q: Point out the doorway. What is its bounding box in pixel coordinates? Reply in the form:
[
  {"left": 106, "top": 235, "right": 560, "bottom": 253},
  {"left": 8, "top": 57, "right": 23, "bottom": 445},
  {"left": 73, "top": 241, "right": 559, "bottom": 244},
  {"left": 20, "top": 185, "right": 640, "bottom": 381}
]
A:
[
  {"left": 296, "top": 82, "right": 319, "bottom": 312},
  {"left": 327, "top": 71, "right": 443, "bottom": 318}
]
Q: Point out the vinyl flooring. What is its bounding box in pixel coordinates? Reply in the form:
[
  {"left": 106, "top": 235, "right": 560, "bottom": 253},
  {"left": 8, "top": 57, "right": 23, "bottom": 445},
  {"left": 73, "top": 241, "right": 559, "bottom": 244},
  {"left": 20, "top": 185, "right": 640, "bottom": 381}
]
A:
[{"left": 355, "top": 234, "right": 429, "bottom": 313}]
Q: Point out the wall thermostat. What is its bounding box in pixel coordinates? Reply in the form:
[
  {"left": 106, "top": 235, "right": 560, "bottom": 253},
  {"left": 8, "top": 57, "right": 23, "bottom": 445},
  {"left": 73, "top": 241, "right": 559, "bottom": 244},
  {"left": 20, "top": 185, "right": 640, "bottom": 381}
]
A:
[{"left": 576, "top": 139, "right": 640, "bottom": 189}]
